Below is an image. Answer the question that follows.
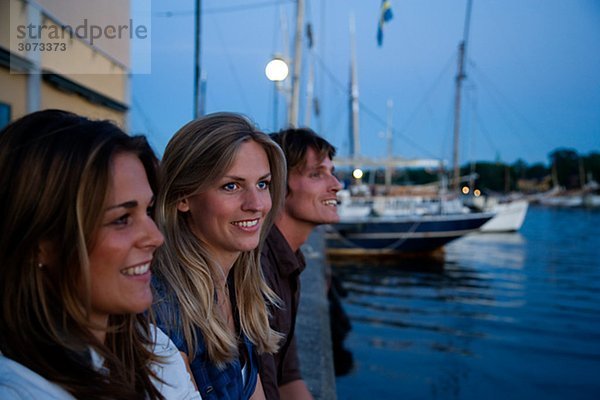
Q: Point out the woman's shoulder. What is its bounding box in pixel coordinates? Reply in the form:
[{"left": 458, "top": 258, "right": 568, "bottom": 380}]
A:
[
  {"left": 147, "top": 326, "right": 202, "bottom": 400},
  {"left": 0, "top": 355, "right": 75, "bottom": 399}
]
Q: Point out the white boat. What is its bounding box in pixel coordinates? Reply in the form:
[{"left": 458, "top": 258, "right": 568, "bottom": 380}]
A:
[
  {"left": 465, "top": 195, "right": 529, "bottom": 232},
  {"left": 337, "top": 190, "right": 372, "bottom": 218},
  {"left": 583, "top": 193, "right": 600, "bottom": 208},
  {"left": 479, "top": 199, "right": 529, "bottom": 232},
  {"left": 371, "top": 195, "right": 469, "bottom": 217},
  {"left": 539, "top": 194, "right": 583, "bottom": 207}
]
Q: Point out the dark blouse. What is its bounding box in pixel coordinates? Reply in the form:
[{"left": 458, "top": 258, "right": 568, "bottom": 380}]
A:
[{"left": 153, "top": 274, "right": 258, "bottom": 400}]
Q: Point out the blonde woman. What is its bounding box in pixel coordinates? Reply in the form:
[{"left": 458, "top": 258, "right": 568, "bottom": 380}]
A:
[
  {"left": 0, "top": 110, "right": 200, "bottom": 399},
  {"left": 152, "top": 113, "right": 286, "bottom": 399}
]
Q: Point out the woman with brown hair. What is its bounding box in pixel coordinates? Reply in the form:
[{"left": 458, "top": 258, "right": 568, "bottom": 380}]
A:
[{"left": 0, "top": 110, "right": 200, "bottom": 399}]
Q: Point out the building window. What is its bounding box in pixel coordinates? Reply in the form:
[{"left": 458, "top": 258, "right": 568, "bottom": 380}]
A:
[{"left": 0, "top": 103, "right": 11, "bottom": 130}]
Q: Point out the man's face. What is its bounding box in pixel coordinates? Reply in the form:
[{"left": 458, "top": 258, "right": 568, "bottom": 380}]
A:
[{"left": 284, "top": 147, "right": 343, "bottom": 228}]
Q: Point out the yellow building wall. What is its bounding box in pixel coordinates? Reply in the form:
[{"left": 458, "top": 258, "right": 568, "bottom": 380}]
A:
[
  {"left": 36, "top": 0, "right": 130, "bottom": 67},
  {"left": 41, "top": 82, "right": 126, "bottom": 127},
  {"left": 0, "top": 65, "right": 27, "bottom": 120},
  {"left": 1, "top": 0, "right": 29, "bottom": 58},
  {"left": 1, "top": 0, "right": 129, "bottom": 126},
  {"left": 38, "top": 15, "right": 128, "bottom": 103}
]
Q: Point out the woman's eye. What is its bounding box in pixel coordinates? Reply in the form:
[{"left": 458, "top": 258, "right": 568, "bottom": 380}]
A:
[
  {"left": 257, "top": 180, "right": 270, "bottom": 190},
  {"left": 223, "top": 182, "right": 238, "bottom": 191},
  {"left": 146, "top": 206, "right": 155, "bottom": 217},
  {"left": 112, "top": 214, "right": 131, "bottom": 226}
]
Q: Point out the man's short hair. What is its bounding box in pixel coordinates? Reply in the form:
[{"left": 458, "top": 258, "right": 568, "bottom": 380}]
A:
[{"left": 270, "top": 128, "right": 336, "bottom": 175}]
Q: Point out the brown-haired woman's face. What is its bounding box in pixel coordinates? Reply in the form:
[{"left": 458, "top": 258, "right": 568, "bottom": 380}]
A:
[{"left": 88, "top": 153, "right": 164, "bottom": 328}]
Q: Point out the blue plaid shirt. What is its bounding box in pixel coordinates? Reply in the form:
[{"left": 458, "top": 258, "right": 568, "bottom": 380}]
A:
[{"left": 153, "top": 278, "right": 258, "bottom": 400}]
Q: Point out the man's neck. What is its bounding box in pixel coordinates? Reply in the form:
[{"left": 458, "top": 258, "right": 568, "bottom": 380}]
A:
[{"left": 275, "top": 214, "right": 313, "bottom": 252}]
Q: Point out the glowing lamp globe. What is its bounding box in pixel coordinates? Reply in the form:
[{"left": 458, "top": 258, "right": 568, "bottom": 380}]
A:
[{"left": 265, "top": 58, "right": 289, "bottom": 82}]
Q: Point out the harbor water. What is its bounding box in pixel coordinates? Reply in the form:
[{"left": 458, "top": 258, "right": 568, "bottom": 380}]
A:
[{"left": 333, "top": 205, "right": 600, "bottom": 400}]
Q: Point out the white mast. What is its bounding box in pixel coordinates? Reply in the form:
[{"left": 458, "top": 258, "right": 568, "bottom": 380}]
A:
[
  {"left": 451, "top": 0, "right": 474, "bottom": 191},
  {"left": 289, "top": 0, "right": 304, "bottom": 127},
  {"left": 385, "top": 99, "right": 394, "bottom": 190},
  {"left": 349, "top": 13, "right": 360, "bottom": 159},
  {"left": 305, "top": 61, "right": 314, "bottom": 126}
]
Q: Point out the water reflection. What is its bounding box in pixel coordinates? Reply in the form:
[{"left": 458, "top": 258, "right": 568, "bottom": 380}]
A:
[
  {"left": 445, "top": 232, "right": 526, "bottom": 270},
  {"left": 334, "top": 207, "right": 600, "bottom": 399}
]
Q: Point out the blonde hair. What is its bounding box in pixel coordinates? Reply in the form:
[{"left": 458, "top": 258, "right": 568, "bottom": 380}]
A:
[{"left": 154, "top": 112, "right": 285, "bottom": 367}]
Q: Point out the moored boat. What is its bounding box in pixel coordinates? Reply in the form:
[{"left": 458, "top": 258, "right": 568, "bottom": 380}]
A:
[
  {"left": 325, "top": 211, "right": 493, "bottom": 256},
  {"left": 464, "top": 195, "right": 529, "bottom": 232},
  {"left": 479, "top": 199, "right": 529, "bottom": 232}
]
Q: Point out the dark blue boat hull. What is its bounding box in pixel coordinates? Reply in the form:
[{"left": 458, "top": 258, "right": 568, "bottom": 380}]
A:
[{"left": 325, "top": 212, "right": 494, "bottom": 254}]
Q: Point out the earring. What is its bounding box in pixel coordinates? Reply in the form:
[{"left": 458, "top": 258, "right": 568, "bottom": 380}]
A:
[{"left": 37, "top": 262, "right": 44, "bottom": 269}]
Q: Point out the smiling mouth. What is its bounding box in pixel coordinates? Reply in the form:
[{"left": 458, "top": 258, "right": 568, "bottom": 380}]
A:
[
  {"left": 232, "top": 218, "right": 259, "bottom": 228},
  {"left": 121, "top": 262, "right": 150, "bottom": 276},
  {"left": 322, "top": 199, "right": 338, "bottom": 207}
]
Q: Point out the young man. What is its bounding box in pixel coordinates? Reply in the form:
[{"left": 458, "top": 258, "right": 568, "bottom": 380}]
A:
[{"left": 259, "top": 128, "right": 343, "bottom": 400}]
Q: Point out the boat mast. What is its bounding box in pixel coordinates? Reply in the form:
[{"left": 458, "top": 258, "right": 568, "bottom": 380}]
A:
[
  {"left": 289, "top": 0, "right": 304, "bottom": 127},
  {"left": 193, "top": 0, "right": 202, "bottom": 118},
  {"left": 451, "top": 0, "right": 473, "bottom": 191},
  {"left": 385, "top": 99, "right": 393, "bottom": 191},
  {"left": 349, "top": 14, "right": 360, "bottom": 160}
]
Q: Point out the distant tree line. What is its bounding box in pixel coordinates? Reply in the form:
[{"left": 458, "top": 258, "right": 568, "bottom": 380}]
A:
[{"left": 464, "top": 148, "right": 600, "bottom": 193}]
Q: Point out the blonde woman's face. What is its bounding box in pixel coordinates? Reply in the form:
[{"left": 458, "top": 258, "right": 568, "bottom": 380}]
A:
[
  {"left": 178, "top": 140, "right": 272, "bottom": 268},
  {"left": 88, "top": 153, "right": 164, "bottom": 330}
]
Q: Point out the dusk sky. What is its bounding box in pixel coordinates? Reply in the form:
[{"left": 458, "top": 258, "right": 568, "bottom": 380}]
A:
[{"left": 131, "top": 0, "right": 600, "bottom": 166}]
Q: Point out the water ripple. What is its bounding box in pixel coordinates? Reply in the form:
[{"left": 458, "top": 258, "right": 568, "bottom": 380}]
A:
[{"left": 335, "top": 206, "right": 600, "bottom": 400}]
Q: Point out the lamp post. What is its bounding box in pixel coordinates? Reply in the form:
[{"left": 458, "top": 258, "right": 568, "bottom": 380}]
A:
[{"left": 265, "top": 56, "right": 289, "bottom": 131}]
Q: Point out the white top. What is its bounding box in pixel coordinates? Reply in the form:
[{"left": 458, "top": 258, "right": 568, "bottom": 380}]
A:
[{"left": 0, "top": 325, "right": 201, "bottom": 399}]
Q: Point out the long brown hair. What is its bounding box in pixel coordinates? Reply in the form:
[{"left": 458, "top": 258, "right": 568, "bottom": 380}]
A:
[
  {"left": 0, "top": 110, "right": 164, "bottom": 399},
  {"left": 154, "top": 112, "right": 285, "bottom": 367}
]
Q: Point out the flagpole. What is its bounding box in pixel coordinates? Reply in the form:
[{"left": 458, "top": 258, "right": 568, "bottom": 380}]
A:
[{"left": 193, "top": 0, "right": 202, "bottom": 119}]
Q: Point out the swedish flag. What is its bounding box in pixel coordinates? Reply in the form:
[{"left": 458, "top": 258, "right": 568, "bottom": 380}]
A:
[{"left": 377, "top": 0, "right": 393, "bottom": 46}]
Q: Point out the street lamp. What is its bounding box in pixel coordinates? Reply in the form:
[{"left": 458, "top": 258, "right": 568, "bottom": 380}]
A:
[
  {"left": 265, "top": 56, "right": 289, "bottom": 131},
  {"left": 265, "top": 57, "right": 289, "bottom": 82}
]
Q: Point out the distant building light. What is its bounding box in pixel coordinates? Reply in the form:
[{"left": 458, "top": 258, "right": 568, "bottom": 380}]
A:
[{"left": 352, "top": 168, "right": 364, "bottom": 180}]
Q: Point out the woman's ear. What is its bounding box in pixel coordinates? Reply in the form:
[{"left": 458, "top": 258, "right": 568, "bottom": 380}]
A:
[
  {"left": 177, "top": 198, "right": 190, "bottom": 212},
  {"left": 38, "top": 240, "right": 57, "bottom": 267}
]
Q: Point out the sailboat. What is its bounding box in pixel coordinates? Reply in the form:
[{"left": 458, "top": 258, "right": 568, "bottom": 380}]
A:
[
  {"left": 325, "top": 9, "right": 494, "bottom": 256},
  {"left": 451, "top": 0, "right": 529, "bottom": 232}
]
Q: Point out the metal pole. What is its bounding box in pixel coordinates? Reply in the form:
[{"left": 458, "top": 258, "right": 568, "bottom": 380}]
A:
[
  {"left": 304, "top": 60, "right": 313, "bottom": 126},
  {"left": 289, "top": 0, "right": 304, "bottom": 127},
  {"left": 318, "top": 0, "right": 326, "bottom": 135},
  {"left": 193, "top": 0, "right": 202, "bottom": 119},
  {"left": 385, "top": 99, "right": 393, "bottom": 190},
  {"left": 349, "top": 13, "right": 360, "bottom": 159},
  {"left": 451, "top": 0, "right": 473, "bottom": 191},
  {"left": 273, "top": 82, "right": 279, "bottom": 131}
]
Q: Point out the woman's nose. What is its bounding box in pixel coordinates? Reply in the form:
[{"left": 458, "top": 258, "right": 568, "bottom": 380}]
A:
[
  {"left": 142, "top": 216, "right": 164, "bottom": 250},
  {"left": 242, "top": 188, "right": 271, "bottom": 213}
]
